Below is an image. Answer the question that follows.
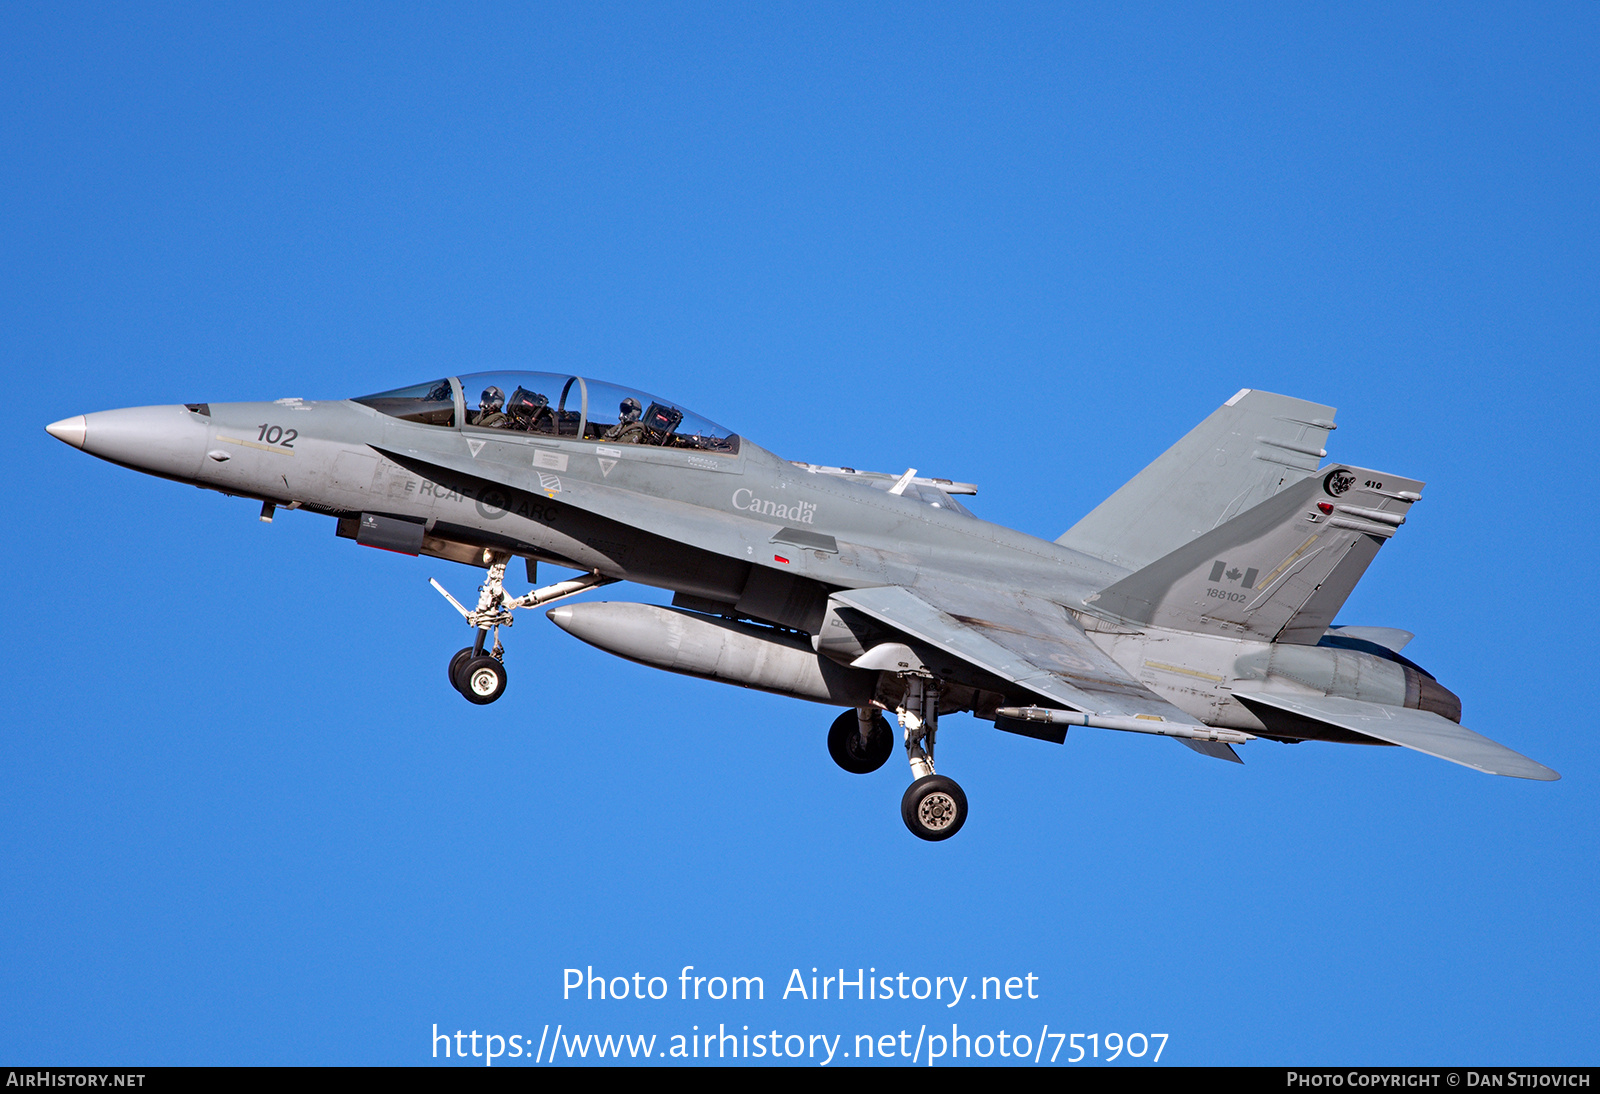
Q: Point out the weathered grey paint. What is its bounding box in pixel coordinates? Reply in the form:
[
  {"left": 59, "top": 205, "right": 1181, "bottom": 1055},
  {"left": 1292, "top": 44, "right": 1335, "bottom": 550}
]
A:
[{"left": 45, "top": 381, "right": 1555, "bottom": 782}]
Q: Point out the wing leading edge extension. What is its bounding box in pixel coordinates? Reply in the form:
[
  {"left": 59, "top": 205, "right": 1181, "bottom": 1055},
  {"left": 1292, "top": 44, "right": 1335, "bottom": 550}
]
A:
[{"left": 830, "top": 583, "right": 1245, "bottom": 760}]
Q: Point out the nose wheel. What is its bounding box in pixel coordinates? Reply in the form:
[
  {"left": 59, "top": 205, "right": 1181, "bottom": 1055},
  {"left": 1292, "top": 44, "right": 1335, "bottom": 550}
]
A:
[
  {"left": 448, "top": 646, "right": 476, "bottom": 692},
  {"left": 459, "top": 655, "right": 508, "bottom": 704},
  {"left": 448, "top": 642, "right": 509, "bottom": 703}
]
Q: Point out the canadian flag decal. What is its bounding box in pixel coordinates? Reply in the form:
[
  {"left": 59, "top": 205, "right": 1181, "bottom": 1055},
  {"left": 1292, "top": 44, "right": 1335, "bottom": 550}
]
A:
[{"left": 1208, "top": 561, "right": 1258, "bottom": 589}]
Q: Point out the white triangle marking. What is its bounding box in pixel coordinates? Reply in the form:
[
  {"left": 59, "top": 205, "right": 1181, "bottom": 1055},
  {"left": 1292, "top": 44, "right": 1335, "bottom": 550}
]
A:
[
  {"left": 467, "top": 438, "right": 485, "bottom": 458},
  {"left": 598, "top": 458, "right": 617, "bottom": 477}
]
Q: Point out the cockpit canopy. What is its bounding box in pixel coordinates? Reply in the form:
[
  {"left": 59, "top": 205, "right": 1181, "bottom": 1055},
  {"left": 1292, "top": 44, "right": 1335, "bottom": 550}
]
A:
[{"left": 353, "top": 371, "right": 740, "bottom": 453}]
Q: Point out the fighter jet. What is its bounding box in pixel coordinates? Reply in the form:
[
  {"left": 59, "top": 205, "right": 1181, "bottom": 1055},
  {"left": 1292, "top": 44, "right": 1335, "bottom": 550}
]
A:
[{"left": 45, "top": 373, "right": 1558, "bottom": 840}]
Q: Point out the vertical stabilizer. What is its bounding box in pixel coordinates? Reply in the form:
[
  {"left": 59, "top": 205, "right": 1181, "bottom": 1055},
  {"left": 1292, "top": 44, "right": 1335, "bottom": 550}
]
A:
[
  {"left": 1058, "top": 390, "right": 1337, "bottom": 570},
  {"left": 1084, "top": 466, "right": 1423, "bottom": 644}
]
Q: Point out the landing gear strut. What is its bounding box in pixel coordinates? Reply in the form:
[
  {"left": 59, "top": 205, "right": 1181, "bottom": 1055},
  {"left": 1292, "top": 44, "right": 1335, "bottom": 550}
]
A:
[
  {"left": 431, "top": 551, "right": 615, "bottom": 705},
  {"left": 894, "top": 675, "right": 968, "bottom": 841}
]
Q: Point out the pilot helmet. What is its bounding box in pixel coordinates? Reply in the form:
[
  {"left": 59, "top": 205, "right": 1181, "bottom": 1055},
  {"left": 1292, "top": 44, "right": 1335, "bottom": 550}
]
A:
[
  {"left": 507, "top": 387, "right": 549, "bottom": 420},
  {"left": 481, "top": 386, "right": 504, "bottom": 412},
  {"left": 620, "top": 397, "right": 642, "bottom": 421}
]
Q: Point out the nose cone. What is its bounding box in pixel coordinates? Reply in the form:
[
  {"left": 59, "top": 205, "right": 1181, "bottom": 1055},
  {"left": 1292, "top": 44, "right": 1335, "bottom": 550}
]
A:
[
  {"left": 46, "top": 415, "right": 87, "bottom": 449},
  {"left": 49, "top": 405, "right": 209, "bottom": 483}
]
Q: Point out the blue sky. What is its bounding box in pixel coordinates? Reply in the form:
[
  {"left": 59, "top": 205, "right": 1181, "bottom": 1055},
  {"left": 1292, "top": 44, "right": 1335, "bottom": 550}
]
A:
[{"left": 3, "top": 3, "right": 1597, "bottom": 1066}]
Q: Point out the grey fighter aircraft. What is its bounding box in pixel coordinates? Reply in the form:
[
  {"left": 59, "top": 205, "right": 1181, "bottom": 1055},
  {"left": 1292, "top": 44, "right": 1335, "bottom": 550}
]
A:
[{"left": 46, "top": 375, "right": 1557, "bottom": 840}]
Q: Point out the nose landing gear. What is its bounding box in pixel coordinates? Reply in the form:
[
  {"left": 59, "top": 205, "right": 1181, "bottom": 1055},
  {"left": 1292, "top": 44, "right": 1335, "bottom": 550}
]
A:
[{"left": 431, "top": 551, "right": 615, "bottom": 705}]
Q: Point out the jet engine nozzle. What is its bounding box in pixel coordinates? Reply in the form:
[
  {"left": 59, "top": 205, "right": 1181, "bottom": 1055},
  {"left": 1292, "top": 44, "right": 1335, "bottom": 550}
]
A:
[{"left": 1404, "top": 666, "right": 1463, "bottom": 724}]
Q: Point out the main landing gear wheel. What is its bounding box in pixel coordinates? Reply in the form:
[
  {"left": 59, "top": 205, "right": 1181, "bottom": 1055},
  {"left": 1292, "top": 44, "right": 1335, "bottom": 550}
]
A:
[
  {"left": 828, "top": 709, "right": 895, "bottom": 774},
  {"left": 461, "top": 655, "right": 508, "bottom": 705},
  {"left": 901, "top": 774, "right": 968, "bottom": 841},
  {"left": 448, "top": 647, "right": 477, "bottom": 694}
]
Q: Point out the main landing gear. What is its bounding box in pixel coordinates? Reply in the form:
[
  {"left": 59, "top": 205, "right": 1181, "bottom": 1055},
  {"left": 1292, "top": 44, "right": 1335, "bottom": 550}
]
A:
[
  {"left": 828, "top": 675, "right": 969, "bottom": 842},
  {"left": 431, "top": 551, "right": 615, "bottom": 705},
  {"left": 827, "top": 708, "right": 894, "bottom": 773}
]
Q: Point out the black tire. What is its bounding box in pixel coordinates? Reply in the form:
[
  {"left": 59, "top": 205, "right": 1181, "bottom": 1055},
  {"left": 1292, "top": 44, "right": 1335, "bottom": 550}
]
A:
[
  {"left": 901, "top": 774, "right": 968, "bottom": 841},
  {"left": 827, "top": 709, "right": 894, "bottom": 774},
  {"left": 448, "top": 647, "right": 476, "bottom": 694},
  {"left": 460, "top": 655, "right": 508, "bottom": 705}
]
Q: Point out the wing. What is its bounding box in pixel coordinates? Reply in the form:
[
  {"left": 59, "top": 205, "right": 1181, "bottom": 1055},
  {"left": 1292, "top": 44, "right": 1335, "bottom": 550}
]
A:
[
  {"left": 1235, "top": 691, "right": 1559, "bottom": 781},
  {"left": 830, "top": 583, "right": 1242, "bottom": 758}
]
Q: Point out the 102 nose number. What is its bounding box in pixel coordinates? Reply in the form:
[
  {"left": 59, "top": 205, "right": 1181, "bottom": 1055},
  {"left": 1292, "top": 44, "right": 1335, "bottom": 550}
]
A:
[{"left": 255, "top": 424, "right": 298, "bottom": 447}]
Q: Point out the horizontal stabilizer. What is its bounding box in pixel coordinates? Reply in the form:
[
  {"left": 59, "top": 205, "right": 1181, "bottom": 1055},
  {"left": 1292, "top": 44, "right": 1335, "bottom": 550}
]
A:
[
  {"left": 1058, "top": 389, "right": 1337, "bottom": 570},
  {"left": 1235, "top": 691, "right": 1559, "bottom": 781},
  {"left": 1323, "top": 625, "right": 1414, "bottom": 652}
]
